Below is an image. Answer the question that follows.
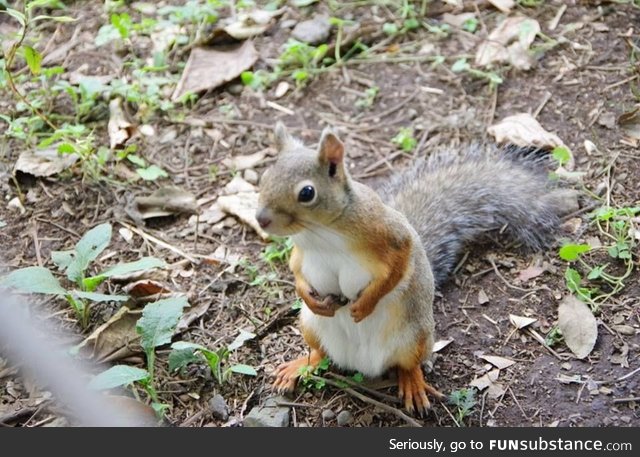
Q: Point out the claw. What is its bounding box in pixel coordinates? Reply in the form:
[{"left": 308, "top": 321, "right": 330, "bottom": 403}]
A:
[
  {"left": 397, "top": 365, "right": 443, "bottom": 415},
  {"left": 272, "top": 349, "right": 324, "bottom": 393}
]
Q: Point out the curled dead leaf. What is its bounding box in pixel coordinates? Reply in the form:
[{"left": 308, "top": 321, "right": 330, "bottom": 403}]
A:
[
  {"left": 75, "top": 306, "right": 141, "bottom": 362},
  {"left": 14, "top": 147, "right": 79, "bottom": 177},
  {"left": 557, "top": 295, "right": 598, "bottom": 359},
  {"left": 509, "top": 314, "right": 537, "bottom": 329},
  {"left": 172, "top": 41, "right": 259, "bottom": 101},
  {"left": 480, "top": 355, "right": 516, "bottom": 370},
  {"left": 108, "top": 98, "right": 135, "bottom": 149},
  {"left": 433, "top": 338, "right": 454, "bottom": 353},
  {"left": 217, "top": 192, "right": 268, "bottom": 239},
  {"left": 131, "top": 187, "right": 199, "bottom": 220},
  {"left": 222, "top": 150, "right": 266, "bottom": 171},
  {"left": 617, "top": 107, "right": 640, "bottom": 141},
  {"left": 475, "top": 16, "right": 540, "bottom": 69},
  {"left": 487, "top": 113, "right": 565, "bottom": 149}
]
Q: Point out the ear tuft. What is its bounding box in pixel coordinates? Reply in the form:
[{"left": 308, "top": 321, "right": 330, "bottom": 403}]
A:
[
  {"left": 274, "top": 122, "right": 292, "bottom": 152},
  {"left": 318, "top": 128, "right": 344, "bottom": 167}
]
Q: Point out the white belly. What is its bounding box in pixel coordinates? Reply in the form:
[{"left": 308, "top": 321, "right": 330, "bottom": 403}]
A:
[{"left": 293, "top": 228, "right": 413, "bottom": 376}]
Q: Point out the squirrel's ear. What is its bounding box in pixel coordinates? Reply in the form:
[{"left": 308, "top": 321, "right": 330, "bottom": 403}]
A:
[
  {"left": 274, "top": 122, "right": 292, "bottom": 152},
  {"left": 318, "top": 128, "right": 344, "bottom": 177}
]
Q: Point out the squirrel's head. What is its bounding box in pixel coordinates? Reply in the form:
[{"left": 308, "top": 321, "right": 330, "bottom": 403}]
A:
[{"left": 256, "top": 122, "right": 351, "bottom": 236}]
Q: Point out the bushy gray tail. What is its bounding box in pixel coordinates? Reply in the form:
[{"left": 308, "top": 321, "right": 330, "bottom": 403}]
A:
[{"left": 381, "top": 145, "right": 578, "bottom": 288}]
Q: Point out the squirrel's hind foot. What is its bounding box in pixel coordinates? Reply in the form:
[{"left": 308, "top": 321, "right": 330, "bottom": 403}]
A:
[
  {"left": 397, "top": 365, "right": 444, "bottom": 416},
  {"left": 273, "top": 349, "right": 324, "bottom": 393}
]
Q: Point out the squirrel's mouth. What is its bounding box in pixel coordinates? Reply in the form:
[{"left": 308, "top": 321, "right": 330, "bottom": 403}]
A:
[{"left": 260, "top": 210, "right": 303, "bottom": 236}]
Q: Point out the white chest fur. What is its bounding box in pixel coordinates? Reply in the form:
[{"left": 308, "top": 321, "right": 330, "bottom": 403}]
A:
[
  {"left": 293, "top": 228, "right": 413, "bottom": 376},
  {"left": 292, "top": 228, "right": 371, "bottom": 301}
]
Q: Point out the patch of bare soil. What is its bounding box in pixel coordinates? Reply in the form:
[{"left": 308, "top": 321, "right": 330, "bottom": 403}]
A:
[{"left": 1, "top": 1, "right": 639, "bottom": 427}]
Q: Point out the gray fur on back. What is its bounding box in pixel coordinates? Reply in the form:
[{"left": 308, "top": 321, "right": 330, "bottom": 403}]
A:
[{"left": 380, "top": 144, "right": 576, "bottom": 288}]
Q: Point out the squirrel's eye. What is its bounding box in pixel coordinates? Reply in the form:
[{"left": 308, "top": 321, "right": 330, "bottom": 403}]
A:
[{"left": 298, "top": 185, "right": 316, "bottom": 203}]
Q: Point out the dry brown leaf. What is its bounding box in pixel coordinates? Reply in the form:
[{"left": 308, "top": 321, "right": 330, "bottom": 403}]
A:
[
  {"left": 108, "top": 98, "right": 135, "bottom": 149},
  {"left": 123, "top": 279, "right": 171, "bottom": 298},
  {"left": 224, "top": 175, "right": 257, "bottom": 194},
  {"left": 509, "top": 314, "right": 537, "bottom": 329},
  {"left": 469, "top": 368, "right": 501, "bottom": 395},
  {"left": 76, "top": 307, "right": 141, "bottom": 362},
  {"left": 558, "top": 295, "right": 598, "bottom": 359},
  {"left": 617, "top": 108, "right": 640, "bottom": 140},
  {"left": 480, "top": 355, "right": 516, "bottom": 370},
  {"left": 487, "top": 113, "right": 565, "bottom": 149},
  {"left": 433, "top": 339, "right": 454, "bottom": 353},
  {"left": 172, "top": 41, "right": 258, "bottom": 101},
  {"left": 488, "top": 0, "right": 515, "bottom": 13},
  {"left": 133, "top": 187, "right": 198, "bottom": 219},
  {"left": 475, "top": 16, "right": 540, "bottom": 69},
  {"left": 223, "top": 9, "right": 280, "bottom": 39},
  {"left": 222, "top": 150, "right": 266, "bottom": 171},
  {"left": 177, "top": 300, "right": 212, "bottom": 333},
  {"left": 217, "top": 192, "right": 268, "bottom": 239},
  {"left": 517, "top": 265, "right": 545, "bottom": 282},
  {"left": 14, "top": 147, "right": 79, "bottom": 177}
]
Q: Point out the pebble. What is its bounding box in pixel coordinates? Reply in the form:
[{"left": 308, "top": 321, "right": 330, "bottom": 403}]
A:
[
  {"left": 321, "top": 409, "right": 335, "bottom": 421},
  {"left": 209, "top": 394, "right": 229, "bottom": 421},
  {"left": 336, "top": 410, "right": 353, "bottom": 426},
  {"left": 243, "top": 168, "right": 259, "bottom": 185},
  {"left": 292, "top": 15, "right": 331, "bottom": 45},
  {"left": 244, "top": 396, "right": 290, "bottom": 427}
]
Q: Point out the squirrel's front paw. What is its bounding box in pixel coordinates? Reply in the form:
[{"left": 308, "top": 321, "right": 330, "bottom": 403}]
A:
[
  {"left": 305, "top": 292, "right": 339, "bottom": 317},
  {"left": 349, "top": 301, "right": 373, "bottom": 323}
]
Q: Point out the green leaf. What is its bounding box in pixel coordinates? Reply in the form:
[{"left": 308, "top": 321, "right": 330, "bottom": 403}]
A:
[
  {"left": 352, "top": 372, "right": 364, "bottom": 383},
  {"left": 451, "top": 58, "right": 470, "bottom": 73},
  {"left": 66, "top": 223, "right": 112, "bottom": 283},
  {"left": 71, "top": 290, "right": 128, "bottom": 302},
  {"left": 82, "top": 275, "right": 105, "bottom": 292},
  {"left": 0, "top": 266, "right": 66, "bottom": 295},
  {"left": 240, "top": 71, "right": 255, "bottom": 86},
  {"left": 168, "top": 347, "right": 202, "bottom": 373},
  {"left": 137, "top": 165, "right": 168, "bottom": 181},
  {"left": 51, "top": 250, "right": 74, "bottom": 270},
  {"left": 5, "top": 8, "right": 27, "bottom": 27},
  {"left": 228, "top": 329, "right": 256, "bottom": 351},
  {"left": 565, "top": 267, "right": 582, "bottom": 293},
  {"left": 31, "top": 15, "right": 76, "bottom": 23},
  {"left": 88, "top": 365, "right": 150, "bottom": 390},
  {"left": 552, "top": 146, "right": 571, "bottom": 166},
  {"left": 126, "top": 154, "right": 146, "bottom": 167},
  {"left": 228, "top": 364, "right": 257, "bottom": 376},
  {"left": 587, "top": 265, "right": 606, "bottom": 280},
  {"left": 136, "top": 296, "right": 189, "bottom": 353},
  {"left": 23, "top": 46, "right": 42, "bottom": 75},
  {"left": 558, "top": 244, "right": 591, "bottom": 261},
  {"left": 97, "top": 257, "right": 165, "bottom": 278},
  {"left": 382, "top": 22, "right": 398, "bottom": 35}
]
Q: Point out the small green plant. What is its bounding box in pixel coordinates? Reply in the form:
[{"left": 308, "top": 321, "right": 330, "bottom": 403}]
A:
[
  {"left": 300, "top": 357, "right": 331, "bottom": 390},
  {"left": 168, "top": 329, "right": 257, "bottom": 383},
  {"left": 448, "top": 388, "right": 477, "bottom": 426},
  {"left": 277, "top": 39, "right": 329, "bottom": 87},
  {"left": 0, "top": 223, "right": 165, "bottom": 327},
  {"left": 451, "top": 58, "right": 503, "bottom": 88},
  {"left": 558, "top": 205, "right": 638, "bottom": 312},
  {"left": 552, "top": 146, "right": 572, "bottom": 167},
  {"left": 355, "top": 86, "right": 379, "bottom": 109},
  {"left": 262, "top": 237, "right": 293, "bottom": 264},
  {"left": 125, "top": 153, "right": 169, "bottom": 181},
  {"left": 392, "top": 127, "right": 417, "bottom": 152},
  {"left": 89, "top": 295, "right": 189, "bottom": 416},
  {"left": 544, "top": 325, "right": 563, "bottom": 347}
]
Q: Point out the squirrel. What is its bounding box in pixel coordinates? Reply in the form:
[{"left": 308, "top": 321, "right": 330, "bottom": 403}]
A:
[{"left": 255, "top": 122, "right": 578, "bottom": 414}]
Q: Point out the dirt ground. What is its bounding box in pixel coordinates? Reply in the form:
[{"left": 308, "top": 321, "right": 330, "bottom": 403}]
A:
[{"left": 1, "top": 1, "right": 639, "bottom": 427}]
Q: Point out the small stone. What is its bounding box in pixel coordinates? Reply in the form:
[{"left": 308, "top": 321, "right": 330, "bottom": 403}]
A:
[
  {"left": 336, "top": 410, "right": 353, "bottom": 426},
  {"left": 477, "top": 289, "right": 489, "bottom": 305},
  {"left": 321, "top": 409, "right": 335, "bottom": 421},
  {"left": 291, "top": 15, "right": 331, "bottom": 45},
  {"left": 227, "top": 83, "right": 244, "bottom": 95},
  {"left": 244, "top": 396, "right": 290, "bottom": 427},
  {"left": 209, "top": 394, "right": 229, "bottom": 421},
  {"left": 243, "top": 169, "right": 259, "bottom": 185},
  {"left": 561, "top": 362, "right": 572, "bottom": 370},
  {"left": 274, "top": 81, "right": 290, "bottom": 99}
]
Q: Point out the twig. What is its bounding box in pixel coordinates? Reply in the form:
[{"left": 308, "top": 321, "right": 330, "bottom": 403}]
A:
[
  {"left": 119, "top": 221, "right": 199, "bottom": 264},
  {"left": 359, "top": 89, "right": 420, "bottom": 123},
  {"left": 487, "top": 257, "right": 534, "bottom": 293},
  {"left": 311, "top": 376, "right": 422, "bottom": 427},
  {"left": 31, "top": 222, "right": 43, "bottom": 267},
  {"left": 616, "top": 366, "right": 640, "bottom": 382},
  {"left": 327, "top": 372, "right": 402, "bottom": 404},
  {"left": 613, "top": 396, "right": 640, "bottom": 404}
]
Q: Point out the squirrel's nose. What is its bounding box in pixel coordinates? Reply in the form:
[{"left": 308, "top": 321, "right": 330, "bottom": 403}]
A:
[{"left": 256, "top": 208, "right": 272, "bottom": 229}]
